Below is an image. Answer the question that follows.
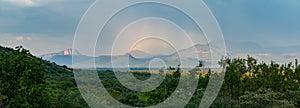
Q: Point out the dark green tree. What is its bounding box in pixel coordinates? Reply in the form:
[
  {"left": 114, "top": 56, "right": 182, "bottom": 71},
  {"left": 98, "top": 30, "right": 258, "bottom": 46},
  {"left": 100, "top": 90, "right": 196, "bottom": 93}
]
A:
[{"left": 0, "top": 46, "right": 50, "bottom": 107}]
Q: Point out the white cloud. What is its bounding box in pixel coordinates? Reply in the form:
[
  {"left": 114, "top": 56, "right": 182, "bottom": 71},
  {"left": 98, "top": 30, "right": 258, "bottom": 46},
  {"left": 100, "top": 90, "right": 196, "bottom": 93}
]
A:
[
  {"left": 2, "top": 0, "right": 63, "bottom": 7},
  {"left": 3, "top": 0, "right": 39, "bottom": 7}
]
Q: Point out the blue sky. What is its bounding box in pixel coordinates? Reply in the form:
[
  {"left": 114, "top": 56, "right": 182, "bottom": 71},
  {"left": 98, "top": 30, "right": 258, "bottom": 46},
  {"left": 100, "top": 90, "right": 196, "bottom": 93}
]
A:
[
  {"left": 0, "top": 0, "right": 94, "bottom": 55},
  {"left": 205, "top": 0, "right": 300, "bottom": 47},
  {"left": 0, "top": 0, "right": 300, "bottom": 55}
]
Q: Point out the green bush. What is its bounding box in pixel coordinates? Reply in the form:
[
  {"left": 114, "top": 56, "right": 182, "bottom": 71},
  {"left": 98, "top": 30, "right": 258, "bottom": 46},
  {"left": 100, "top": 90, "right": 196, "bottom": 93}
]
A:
[{"left": 237, "top": 89, "right": 295, "bottom": 108}]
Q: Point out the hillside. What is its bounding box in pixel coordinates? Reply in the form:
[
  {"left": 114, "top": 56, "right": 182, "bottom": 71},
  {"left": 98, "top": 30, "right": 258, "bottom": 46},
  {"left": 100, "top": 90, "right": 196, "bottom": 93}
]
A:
[{"left": 0, "top": 46, "right": 88, "bottom": 107}]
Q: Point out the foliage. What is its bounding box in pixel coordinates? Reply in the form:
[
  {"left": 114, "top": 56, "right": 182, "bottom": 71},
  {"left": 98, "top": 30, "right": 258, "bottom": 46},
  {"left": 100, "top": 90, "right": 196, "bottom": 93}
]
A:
[
  {"left": 237, "top": 89, "right": 295, "bottom": 108},
  {"left": 0, "top": 46, "right": 88, "bottom": 107},
  {"left": 214, "top": 56, "right": 300, "bottom": 107},
  {"left": 0, "top": 46, "right": 49, "bottom": 107},
  {"left": 99, "top": 69, "right": 181, "bottom": 107},
  {"left": 1, "top": 45, "right": 300, "bottom": 107}
]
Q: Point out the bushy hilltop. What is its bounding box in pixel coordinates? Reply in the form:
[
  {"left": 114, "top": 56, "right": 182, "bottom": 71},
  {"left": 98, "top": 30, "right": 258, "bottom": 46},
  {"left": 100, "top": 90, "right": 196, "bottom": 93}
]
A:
[
  {"left": 0, "top": 46, "right": 88, "bottom": 107},
  {"left": 0, "top": 46, "right": 71, "bottom": 73}
]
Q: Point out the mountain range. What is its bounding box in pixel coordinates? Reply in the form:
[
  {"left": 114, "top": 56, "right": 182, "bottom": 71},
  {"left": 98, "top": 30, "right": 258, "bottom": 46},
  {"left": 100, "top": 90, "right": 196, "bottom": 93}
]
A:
[
  {"left": 40, "top": 44, "right": 213, "bottom": 68},
  {"left": 40, "top": 42, "right": 300, "bottom": 68}
]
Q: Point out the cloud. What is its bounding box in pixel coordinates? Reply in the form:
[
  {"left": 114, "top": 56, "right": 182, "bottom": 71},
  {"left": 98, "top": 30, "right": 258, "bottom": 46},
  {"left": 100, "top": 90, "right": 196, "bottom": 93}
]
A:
[
  {"left": 15, "top": 36, "right": 32, "bottom": 41},
  {"left": 16, "top": 36, "right": 24, "bottom": 41},
  {"left": 0, "top": 34, "right": 33, "bottom": 49},
  {"left": 0, "top": 0, "right": 94, "bottom": 36},
  {"left": 1, "top": 0, "right": 63, "bottom": 7},
  {"left": 0, "top": 34, "right": 72, "bottom": 55},
  {"left": 3, "top": 0, "right": 40, "bottom": 7}
]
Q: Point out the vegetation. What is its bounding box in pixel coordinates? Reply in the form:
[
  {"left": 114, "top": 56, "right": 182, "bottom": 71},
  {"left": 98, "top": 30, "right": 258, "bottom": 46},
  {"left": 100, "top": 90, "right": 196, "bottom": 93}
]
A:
[
  {"left": 212, "top": 56, "right": 300, "bottom": 108},
  {"left": 0, "top": 46, "right": 300, "bottom": 107},
  {"left": 0, "top": 46, "right": 49, "bottom": 107},
  {"left": 0, "top": 46, "right": 87, "bottom": 107}
]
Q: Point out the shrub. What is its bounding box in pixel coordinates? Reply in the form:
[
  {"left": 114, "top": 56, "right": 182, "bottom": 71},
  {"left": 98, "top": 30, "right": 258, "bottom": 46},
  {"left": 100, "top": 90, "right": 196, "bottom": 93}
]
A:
[{"left": 237, "top": 89, "right": 295, "bottom": 108}]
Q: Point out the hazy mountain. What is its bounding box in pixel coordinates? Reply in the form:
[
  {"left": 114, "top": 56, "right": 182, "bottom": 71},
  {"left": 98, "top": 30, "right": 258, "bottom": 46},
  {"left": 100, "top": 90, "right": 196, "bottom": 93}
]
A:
[
  {"left": 223, "top": 40, "right": 300, "bottom": 64},
  {"left": 130, "top": 50, "right": 154, "bottom": 58},
  {"left": 72, "top": 44, "right": 212, "bottom": 68},
  {"left": 41, "top": 49, "right": 81, "bottom": 60},
  {"left": 40, "top": 49, "right": 92, "bottom": 66},
  {"left": 225, "top": 40, "right": 265, "bottom": 53},
  {"left": 41, "top": 44, "right": 218, "bottom": 68},
  {"left": 43, "top": 42, "right": 300, "bottom": 68},
  {"left": 225, "top": 40, "right": 300, "bottom": 54}
]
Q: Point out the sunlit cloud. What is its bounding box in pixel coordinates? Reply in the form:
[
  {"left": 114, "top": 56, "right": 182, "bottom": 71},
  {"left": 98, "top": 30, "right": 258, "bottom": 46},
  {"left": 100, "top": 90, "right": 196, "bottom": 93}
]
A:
[
  {"left": 16, "top": 36, "right": 24, "bottom": 41},
  {"left": 1, "top": 0, "right": 63, "bottom": 7},
  {"left": 15, "top": 36, "right": 32, "bottom": 42}
]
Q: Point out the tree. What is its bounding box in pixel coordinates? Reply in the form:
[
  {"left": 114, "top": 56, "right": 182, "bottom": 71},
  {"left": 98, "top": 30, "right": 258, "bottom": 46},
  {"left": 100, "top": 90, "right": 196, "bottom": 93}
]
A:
[
  {"left": 188, "top": 60, "right": 205, "bottom": 78},
  {"left": 173, "top": 64, "right": 181, "bottom": 78},
  {"left": 0, "top": 46, "right": 50, "bottom": 107},
  {"left": 168, "top": 66, "right": 176, "bottom": 70}
]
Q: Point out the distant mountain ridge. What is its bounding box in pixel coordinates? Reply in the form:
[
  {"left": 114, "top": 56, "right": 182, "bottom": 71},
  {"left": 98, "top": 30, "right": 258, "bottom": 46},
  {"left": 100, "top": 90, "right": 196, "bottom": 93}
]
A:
[
  {"left": 41, "top": 49, "right": 81, "bottom": 60},
  {"left": 41, "top": 42, "right": 300, "bottom": 68},
  {"left": 41, "top": 44, "right": 211, "bottom": 68},
  {"left": 130, "top": 50, "right": 154, "bottom": 58}
]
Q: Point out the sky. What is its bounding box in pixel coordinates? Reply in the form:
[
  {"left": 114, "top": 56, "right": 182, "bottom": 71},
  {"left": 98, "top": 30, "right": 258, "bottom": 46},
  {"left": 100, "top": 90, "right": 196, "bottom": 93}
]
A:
[{"left": 0, "top": 0, "right": 300, "bottom": 55}]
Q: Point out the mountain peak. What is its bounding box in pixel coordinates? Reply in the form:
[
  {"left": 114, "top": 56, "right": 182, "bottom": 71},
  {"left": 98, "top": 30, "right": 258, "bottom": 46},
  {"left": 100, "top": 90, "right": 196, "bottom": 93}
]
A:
[
  {"left": 63, "top": 49, "right": 80, "bottom": 55},
  {"left": 40, "top": 49, "right": 81, "bottom": 60},
  {"left": 129, "top": 50, "right": 153, "bottom": 58}
]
